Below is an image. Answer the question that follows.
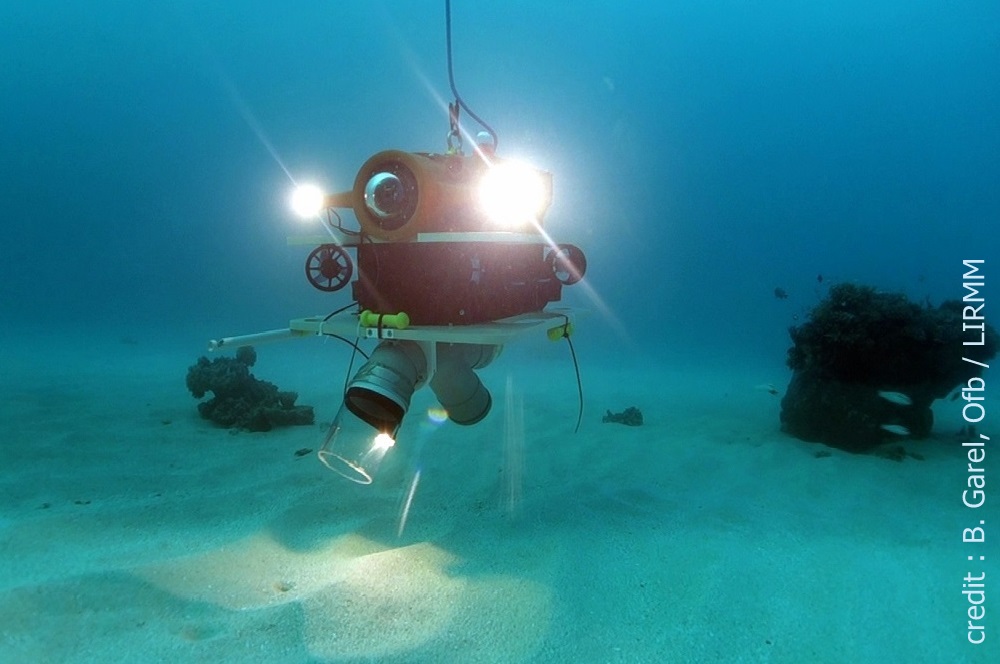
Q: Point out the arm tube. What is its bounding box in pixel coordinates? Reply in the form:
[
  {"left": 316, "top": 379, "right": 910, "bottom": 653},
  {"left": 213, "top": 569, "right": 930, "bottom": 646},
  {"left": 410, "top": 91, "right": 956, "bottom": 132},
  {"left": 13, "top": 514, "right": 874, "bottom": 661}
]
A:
[{"left": 208, "top": 328, "right": 307, "bottom": 352}]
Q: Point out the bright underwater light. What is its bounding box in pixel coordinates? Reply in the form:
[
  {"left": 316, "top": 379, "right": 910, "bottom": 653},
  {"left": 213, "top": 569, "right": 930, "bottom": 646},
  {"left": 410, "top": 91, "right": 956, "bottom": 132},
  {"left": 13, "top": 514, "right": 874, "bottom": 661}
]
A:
[
  {"left": 290, "top": 183, "right": 327, "bottom": 219},
  {"left": 478, "top": 162, "right": 550, "bottom": 229}
]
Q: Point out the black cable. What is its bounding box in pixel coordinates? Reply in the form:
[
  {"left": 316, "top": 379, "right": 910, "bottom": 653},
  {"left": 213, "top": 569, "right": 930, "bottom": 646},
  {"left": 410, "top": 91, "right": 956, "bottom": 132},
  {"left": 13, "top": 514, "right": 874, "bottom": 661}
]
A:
[
  {"left": 322, "top": 333, "right": 370, "bottom": 362},
  {"left": 554, "top": 314, "right": 584, "bottom": 434},
  {"left": 317, "top": 301, "right": 369, "bottom": 395},
  {"left": 565, "top": 333, "right": 583, "bottom": 434},
  {"left": 445, "top": 0, "right": 498, "bottom": 151},
  {"left": 325, "top": 208, "right": 359, "bottom": 238},
  {"left": 340, "top": 329, "right": 367, "bottom": 397},
  {"left": 323, "top": 301, "right": 359, "bottom": 322}
]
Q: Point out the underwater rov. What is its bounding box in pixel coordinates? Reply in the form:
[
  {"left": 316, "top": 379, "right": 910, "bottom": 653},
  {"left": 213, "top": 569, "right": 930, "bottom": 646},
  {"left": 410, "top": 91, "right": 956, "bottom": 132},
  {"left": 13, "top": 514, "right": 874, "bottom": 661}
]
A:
[
  {"left": 209, "top": 142, "right": 587, "bottom": 484},
  {"left": 207, "top": 1, "right": 587, "bottom": 484}
]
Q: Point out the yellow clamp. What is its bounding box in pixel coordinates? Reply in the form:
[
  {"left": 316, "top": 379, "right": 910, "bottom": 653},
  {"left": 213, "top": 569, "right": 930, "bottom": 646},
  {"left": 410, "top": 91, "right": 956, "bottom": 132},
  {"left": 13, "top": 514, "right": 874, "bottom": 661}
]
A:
[
  {"left": 547, "top": 322, "right": 574, "bottom": 341},
  {"left": 359, "top": 310, "right": 411, "bottom": 330}
]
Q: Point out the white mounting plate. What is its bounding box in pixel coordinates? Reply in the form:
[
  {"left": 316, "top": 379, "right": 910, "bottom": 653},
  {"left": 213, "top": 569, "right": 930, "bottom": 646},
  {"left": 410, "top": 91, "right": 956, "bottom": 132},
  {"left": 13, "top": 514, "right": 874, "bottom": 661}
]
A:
[
  {"left": 287, "top": 231, "right": 548, "bottom": 248},
  {"left": 291, "top": 307, "right": 576, "bottom": 345}
]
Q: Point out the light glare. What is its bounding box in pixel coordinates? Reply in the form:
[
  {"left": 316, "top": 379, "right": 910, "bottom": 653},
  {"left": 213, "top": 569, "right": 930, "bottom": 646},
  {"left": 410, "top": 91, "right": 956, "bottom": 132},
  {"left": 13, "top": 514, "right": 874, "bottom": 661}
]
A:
[
  {"left": 478, "top": 163, "right": 547, "bottom": 228},
  {"left": 290, "top": 183, "right": 326, "bottom": 218},
  {"left": 427, "top": 407, "right": 448, "bottom": 423},
  {"left": 372, "top": 432, "right": 396, "bottom": 452}
]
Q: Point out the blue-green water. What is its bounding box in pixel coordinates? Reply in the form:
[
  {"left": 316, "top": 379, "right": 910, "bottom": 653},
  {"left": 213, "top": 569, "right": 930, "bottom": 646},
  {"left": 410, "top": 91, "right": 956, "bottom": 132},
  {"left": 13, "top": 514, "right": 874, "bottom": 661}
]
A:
[{"left": 1, "top": 2, "right": 996, "bottom": 662}]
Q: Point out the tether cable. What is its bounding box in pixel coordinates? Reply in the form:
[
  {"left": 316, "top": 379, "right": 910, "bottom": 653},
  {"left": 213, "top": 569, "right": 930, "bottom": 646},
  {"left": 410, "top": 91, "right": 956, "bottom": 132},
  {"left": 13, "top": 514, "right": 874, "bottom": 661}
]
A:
[{"left": 445, "top": 0, "right": 499, "bottom": 152}]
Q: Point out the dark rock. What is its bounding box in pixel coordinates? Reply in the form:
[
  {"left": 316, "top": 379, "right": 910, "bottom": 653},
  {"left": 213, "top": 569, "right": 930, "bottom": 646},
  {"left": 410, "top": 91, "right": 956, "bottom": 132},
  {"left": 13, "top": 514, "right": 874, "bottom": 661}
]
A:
[
  {"left": 780, "top": 367, "right": 933, "bottom": 452},
  {"left": 263, "top": 403, "right": 315, "bottom": 427},
  {"left": 235, "top": 345, "right": 257, "bottom": 367},
  {"left": 186, "top": 347, "right": 315, "bottom": 432},
  {"left": 781, "top": 284, "right": 996, "bottom": 452},
  {"left": 603, "top": 407, "right": 643, "bottom": 426}
]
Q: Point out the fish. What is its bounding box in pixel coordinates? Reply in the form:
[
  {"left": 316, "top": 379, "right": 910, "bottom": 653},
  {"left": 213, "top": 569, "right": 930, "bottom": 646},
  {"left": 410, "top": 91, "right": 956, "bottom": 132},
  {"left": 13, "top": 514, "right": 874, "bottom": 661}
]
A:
[
  {"left": 880, "top": 424, "right": 911, "bottom": 436},
  {"left": 774, "top": 287, "right": 788, "bottom": 300},
  {"left": 877, "top": 390, "right": 912, "bottom": 406},
  {"left": 755, "top": 383, "right": 779, "bottom": 395}
]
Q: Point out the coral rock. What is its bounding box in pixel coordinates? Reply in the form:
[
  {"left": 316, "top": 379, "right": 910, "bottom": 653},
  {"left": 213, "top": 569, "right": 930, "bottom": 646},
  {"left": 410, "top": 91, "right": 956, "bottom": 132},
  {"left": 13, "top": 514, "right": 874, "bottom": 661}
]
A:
[{"left": 185, "top": 347, "right": 314, "bottom": 432}]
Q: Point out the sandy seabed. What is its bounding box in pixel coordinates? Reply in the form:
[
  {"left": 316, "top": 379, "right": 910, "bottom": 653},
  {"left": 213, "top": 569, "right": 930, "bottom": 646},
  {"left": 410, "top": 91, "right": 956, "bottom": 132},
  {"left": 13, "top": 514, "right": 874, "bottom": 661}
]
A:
[{"left": 0, "top": 327, "right": 994, "bottom": 663}]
